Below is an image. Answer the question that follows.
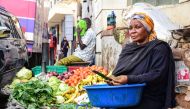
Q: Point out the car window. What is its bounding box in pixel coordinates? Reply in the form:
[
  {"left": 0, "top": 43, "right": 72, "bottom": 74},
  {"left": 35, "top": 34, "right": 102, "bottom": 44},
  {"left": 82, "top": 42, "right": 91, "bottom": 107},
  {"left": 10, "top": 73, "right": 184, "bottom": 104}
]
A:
[
  {"left": 0, "top": 13, "right": 11, "bottom": 30},
  {"left": 12, "top": 17, "right": 24, "bottom": 39},
  {"left": 0, "top": 12, "right": 24, "bottom": 39}
]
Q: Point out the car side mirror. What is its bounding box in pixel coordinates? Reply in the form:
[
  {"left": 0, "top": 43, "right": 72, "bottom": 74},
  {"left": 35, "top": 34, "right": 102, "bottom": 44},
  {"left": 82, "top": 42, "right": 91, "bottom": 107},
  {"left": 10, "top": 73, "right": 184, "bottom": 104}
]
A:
[{"left": 0, "top": 26, "right": 10, "bottom": 38}]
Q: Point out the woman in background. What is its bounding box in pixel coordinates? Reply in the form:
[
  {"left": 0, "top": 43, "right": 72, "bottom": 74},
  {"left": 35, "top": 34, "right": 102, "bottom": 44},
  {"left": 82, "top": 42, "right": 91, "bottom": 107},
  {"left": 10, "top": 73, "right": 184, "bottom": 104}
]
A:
[{"left": 61, "top": 36, "right": 69, "bottom": 57}]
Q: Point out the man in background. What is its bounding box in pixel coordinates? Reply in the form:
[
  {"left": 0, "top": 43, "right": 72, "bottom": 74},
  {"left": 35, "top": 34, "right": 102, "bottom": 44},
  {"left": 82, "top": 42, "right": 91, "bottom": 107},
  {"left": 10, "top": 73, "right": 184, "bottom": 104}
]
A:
[
  {"left": 55, "top": 18, "right": 95, "bottom": 66},
  {"left": 49, "top": 34, "right": 57, "bottom": 65}
]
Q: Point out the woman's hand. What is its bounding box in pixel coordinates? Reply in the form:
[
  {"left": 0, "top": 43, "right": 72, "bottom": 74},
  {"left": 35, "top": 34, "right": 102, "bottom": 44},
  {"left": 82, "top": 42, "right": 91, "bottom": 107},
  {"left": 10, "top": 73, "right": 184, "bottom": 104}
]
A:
[{"left": 106, "top": 75, "right": 128, "bottom": 86}]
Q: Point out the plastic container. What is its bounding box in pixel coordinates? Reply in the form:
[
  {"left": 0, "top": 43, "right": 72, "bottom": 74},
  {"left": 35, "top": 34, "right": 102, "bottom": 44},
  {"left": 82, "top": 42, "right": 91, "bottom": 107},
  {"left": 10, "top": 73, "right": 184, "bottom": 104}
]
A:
[
  {"left": 84, "top": 83, "right": 145, "bottom": 108},
  {"left": 32, "top": 66, "right": 67, "bottom": 75},
  {"left": 107, "top": 11, "right": 116, "bottom": 27},
  {"left": 68, "top": 66, "right": 84, "bottom": 72}
]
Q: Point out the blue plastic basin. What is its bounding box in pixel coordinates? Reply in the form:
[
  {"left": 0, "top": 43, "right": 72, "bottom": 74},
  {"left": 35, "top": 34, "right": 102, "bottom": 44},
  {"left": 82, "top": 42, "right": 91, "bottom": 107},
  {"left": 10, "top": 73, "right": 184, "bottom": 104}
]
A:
[{"left": 84, "top": 83, "right": 145, "bottom": 108}]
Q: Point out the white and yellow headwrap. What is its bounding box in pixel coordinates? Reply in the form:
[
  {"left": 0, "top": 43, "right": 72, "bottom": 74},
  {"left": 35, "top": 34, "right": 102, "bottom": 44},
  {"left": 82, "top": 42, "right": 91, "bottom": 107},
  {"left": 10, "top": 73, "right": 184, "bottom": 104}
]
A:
[{"left": 130, "top": 12, "right": 157, "bottom": 41}]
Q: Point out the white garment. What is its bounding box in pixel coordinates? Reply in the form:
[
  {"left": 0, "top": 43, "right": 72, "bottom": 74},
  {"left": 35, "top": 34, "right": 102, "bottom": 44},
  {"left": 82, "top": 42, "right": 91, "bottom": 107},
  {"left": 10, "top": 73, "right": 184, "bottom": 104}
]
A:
[
  {"left": 82, "top": 0, "right": 93, "bottom": 19},
  {"left": 73, "top": 28, "right": 96, "bottom": 62}
]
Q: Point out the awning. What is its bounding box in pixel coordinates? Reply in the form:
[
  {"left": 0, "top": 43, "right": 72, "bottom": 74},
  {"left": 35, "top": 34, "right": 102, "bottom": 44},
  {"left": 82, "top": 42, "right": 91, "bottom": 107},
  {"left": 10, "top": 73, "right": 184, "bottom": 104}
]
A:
[
  {"left": 48, "top": 11, "right": 65, "bottom": 27},
  {"left": 48, "top": 1, "right": 78, "bottom": 27}
]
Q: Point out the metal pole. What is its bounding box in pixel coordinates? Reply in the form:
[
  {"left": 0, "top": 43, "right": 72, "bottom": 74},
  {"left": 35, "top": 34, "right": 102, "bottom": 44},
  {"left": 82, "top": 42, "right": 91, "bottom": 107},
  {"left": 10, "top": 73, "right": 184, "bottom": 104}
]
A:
[
  {"left": 41, "top": 61, "right": 46, "bottom": 73},
  {"left": 49, "top": 33, "right": 54, "bottom": 65},
  {"left": 42, "top": 23, "right": 49, "bottom": 73}
]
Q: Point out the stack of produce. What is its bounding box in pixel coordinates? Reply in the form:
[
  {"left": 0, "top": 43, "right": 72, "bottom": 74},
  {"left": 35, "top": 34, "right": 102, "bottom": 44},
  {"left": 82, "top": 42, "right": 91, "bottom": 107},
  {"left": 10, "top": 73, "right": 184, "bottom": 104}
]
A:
[
  {"left": 10, "top": 80, "right": 55, "bottom": 109},
  {"left": 47, "top": 71, "right": 74, "bottom": 81},
  {"left": 45, "top": 65, "right": 109, "bottom": 104},
  {"left": 60, "top": 65, "right": 109, "bottom": 103},
  {"left": 7, "top": 65, "right": 109, "bottom": 108},
  {"left": 2, "top": 67, "right": 34, "bottom": 95},
  {"left": 11, "top": 67, "right": 33, "bottom": 86},
  {"left": 65, "top": 65, "right": 108, "bottom": 86}
]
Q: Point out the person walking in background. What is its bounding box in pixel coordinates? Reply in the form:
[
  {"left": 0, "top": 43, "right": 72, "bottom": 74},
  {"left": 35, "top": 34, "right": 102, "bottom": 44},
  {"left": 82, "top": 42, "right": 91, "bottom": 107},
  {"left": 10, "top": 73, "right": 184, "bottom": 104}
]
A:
[
  {"left": 55, "top": 18, "right": 96, "bottom": 66},
  {"left": 49, "top": 33, "right": 57, "bottom": 65},
  {"left": 61, "top": 36, "right": 69, "bottom": 57}
]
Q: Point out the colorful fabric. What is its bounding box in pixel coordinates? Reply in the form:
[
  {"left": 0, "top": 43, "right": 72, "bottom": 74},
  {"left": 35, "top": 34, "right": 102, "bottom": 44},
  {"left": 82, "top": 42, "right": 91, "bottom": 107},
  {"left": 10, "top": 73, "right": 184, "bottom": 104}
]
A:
[
  {"left": 130, "top": 12, "right": 157, "bottom": 41},
  {"left": 74, "top": 19, "right": 87, "bottom": 37},
  {"left": 55, "top": 55, "right": 83, "bottom": 66}
]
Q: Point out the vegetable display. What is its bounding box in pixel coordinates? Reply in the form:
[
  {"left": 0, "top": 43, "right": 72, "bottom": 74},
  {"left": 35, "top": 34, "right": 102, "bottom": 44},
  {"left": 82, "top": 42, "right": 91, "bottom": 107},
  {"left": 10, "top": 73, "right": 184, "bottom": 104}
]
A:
[
  {"left": 7, "top": 65, "right": 109, "bottom": 108},
  {"left": 16, "top": 67, "right": 32, "bottom": 80},
  {"left": 12, "top": 80, "right": 55, "bottom": 109}
]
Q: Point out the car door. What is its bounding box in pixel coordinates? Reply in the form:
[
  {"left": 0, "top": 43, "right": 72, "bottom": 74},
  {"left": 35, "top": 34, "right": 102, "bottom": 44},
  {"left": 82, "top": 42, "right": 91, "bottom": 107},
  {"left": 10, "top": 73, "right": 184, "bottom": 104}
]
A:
[{"left": 11, "top": 16, "right": 28, "bottom": 62}]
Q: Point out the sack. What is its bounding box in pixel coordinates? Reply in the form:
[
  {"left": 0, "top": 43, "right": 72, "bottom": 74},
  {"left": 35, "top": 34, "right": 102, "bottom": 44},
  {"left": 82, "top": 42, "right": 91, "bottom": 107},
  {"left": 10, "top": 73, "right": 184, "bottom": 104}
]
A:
[
  {"left": 58, "top": 52, "right": 65, "bottom": 60},
  {"left": 183, "top": 49, "right": 190, "bottom": 68}
]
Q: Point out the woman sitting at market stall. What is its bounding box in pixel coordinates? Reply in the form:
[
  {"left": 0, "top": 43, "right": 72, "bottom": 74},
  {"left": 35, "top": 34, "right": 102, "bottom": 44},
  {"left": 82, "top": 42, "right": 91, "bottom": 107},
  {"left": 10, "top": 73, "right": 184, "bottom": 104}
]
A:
[{"left": 107, "top": 13, "right": 176, "bottom": 109}]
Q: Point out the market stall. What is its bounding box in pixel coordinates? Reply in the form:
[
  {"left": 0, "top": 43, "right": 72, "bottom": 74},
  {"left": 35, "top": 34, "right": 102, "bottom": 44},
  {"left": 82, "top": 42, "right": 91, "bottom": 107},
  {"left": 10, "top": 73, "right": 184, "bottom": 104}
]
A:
[{"left": 2, "top": 65, "right": 109, "bottom": 109}]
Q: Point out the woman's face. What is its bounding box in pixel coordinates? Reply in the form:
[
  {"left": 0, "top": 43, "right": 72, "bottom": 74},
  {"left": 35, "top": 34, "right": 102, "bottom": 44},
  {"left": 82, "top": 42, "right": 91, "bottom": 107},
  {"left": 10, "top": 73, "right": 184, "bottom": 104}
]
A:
[{"left": 128, "top": 19, "right": 149, "bottom": 44}]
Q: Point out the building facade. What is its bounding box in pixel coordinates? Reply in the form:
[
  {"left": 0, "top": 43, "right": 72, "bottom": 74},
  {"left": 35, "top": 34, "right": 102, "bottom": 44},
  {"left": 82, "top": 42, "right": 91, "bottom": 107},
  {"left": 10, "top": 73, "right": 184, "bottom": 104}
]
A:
[{"left": 47, "top": 0, "right": 81, "bottom": 59}]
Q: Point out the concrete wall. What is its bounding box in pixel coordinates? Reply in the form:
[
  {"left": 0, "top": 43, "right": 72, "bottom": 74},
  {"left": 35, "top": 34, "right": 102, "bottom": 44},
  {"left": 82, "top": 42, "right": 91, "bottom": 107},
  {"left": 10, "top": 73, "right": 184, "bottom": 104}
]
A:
[
  {"left": 160, "top": 1, "right": 190, "bottom": 27},
  {"left": 92, "top": 0, "right": 127, "bottom": 35},
  {"left": 92, "top": 0, "right": 190, "bottom": 29},
  {"left": 101, "top": 36, "right": 122, "bottom": 71},
  {"left": 92, "top": 0, "right": 127, "bottom": 66},
  {"left": 93, "top": 0, "right": 127, "bottom": 18},
  {"left": 94, "top": 10, "right": 126, "bottom": 35},
  {"left": 95, "top": 34, "right": 102, "bottom": 66}
]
